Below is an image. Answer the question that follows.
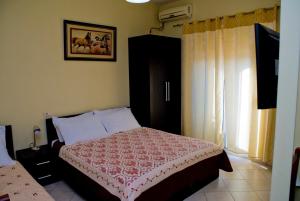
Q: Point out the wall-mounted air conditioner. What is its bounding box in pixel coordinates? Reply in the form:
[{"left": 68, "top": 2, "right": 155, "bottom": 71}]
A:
[{"left": 158, "top": 4, "right": 192, "bottom": 22}]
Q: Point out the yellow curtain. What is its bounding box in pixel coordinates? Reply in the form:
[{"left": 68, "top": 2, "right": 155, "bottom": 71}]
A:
[
  {"left": 182, "top": 6, "right": 279, "bottom": 164},
  {"left": 248, "top": 109, "right": 276, "bottom": 165},
  {"left": 183, "top": 6, "right": 279, "bottom": 34}
]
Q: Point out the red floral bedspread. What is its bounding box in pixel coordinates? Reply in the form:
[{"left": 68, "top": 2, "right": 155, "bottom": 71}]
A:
[{"left": 59, "top": 127, "right": 223, "bottom": 201}]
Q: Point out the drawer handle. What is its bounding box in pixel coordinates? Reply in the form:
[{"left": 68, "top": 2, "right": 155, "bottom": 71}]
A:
[
  {"left": 35, "top": 161, "right": 51, "bottom": 166},
  {"left": 37, "top": 174, "right": 52, "bottom": 180}
]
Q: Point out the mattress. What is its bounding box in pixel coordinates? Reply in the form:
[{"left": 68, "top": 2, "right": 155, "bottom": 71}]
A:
[
  {"left": 0, "top": 162, "right": 54, "bottom": 201},
  {"left": 59, "top": 127, "right": 224, "bottom": 201}
]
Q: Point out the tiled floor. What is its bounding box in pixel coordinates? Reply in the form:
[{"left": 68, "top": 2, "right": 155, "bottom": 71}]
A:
[{"left": 45, "top": 154, "right": 272, "bottom": 201}]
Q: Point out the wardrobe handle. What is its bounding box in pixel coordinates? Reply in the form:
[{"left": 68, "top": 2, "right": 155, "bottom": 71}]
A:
[
  {"left": 168, "top": 82, "right": 171, "bottom": 101},
  {"left": 165, "top": 81, "right": 168, "bottom": 102}
]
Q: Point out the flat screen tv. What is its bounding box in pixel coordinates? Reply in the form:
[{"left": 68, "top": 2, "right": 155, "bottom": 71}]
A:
[{"left": 255, "top": 23, "right": 280, "bottom": 109}]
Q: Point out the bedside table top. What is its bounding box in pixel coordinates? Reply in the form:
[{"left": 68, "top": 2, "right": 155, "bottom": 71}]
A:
[{"left": 16, "top": 144, "right": 52, "bottom": 162}]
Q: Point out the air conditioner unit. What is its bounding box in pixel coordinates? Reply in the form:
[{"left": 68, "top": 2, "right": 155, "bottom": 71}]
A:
[{"left": 158, "top": 4, "right": 192, "bottom": 22}]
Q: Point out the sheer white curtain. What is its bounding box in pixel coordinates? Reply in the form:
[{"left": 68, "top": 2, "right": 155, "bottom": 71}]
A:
[
  {"left": 223, "top": 22, "right": 276, "bottom": 155},
  {"left": 182, "top": 29, "right": 224, "bottom": 145},
  {"left": 182, "top": 7, "right": 278, "bottom": 162}
]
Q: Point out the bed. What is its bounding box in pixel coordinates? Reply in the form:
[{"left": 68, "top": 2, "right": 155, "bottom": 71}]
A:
[
  {"left": 0, "top": 125, "right": 54, "bottom": 201},
  {"left": 46, "top": 111, "right": 232, "bottom": 201}
]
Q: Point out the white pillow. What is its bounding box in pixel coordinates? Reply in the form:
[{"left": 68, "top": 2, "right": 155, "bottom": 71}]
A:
[
  {"left": 93, "top": 107, "right": 125, "bottom": 121},
  {"left": 101, "top": 108, "right": 141, "bottom": 134},
  {"left": 0, "top": 127, "right": 15, "bottom": 167},
  {"left": 54, "top": 115, "right": 109, "bottom": 145},
  {"left": 52, "top": 112, "right": 94, "bottom": 142},
  {"left": 0, "top": 126, "right": 6, "bottom": 148}
]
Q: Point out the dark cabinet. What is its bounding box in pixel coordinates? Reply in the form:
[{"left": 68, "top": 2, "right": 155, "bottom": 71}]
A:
[
  {"left": 16, "top": 145, "right": 60, "bottom": 185},
  {"left": 129, "top": 35, "right": 181, "bottom": 134}
]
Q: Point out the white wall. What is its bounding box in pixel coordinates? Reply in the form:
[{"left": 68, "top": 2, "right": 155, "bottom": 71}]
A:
[
  {"left": 270, "top": 0, "right": 300, "bottom": 200},
  {"left": 294, "top": 52, "right": 300, "bottom": 186},
  {"left": 0, "top": 0, "right": 159, "bottom": 150}
]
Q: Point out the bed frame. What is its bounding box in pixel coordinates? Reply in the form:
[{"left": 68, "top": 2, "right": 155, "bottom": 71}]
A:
[
  {"left": 5, "top": 125, "right": 14, "bottom": 159},
  {"left": 46, "top": 114, "right": 232, "bottom": 201}
]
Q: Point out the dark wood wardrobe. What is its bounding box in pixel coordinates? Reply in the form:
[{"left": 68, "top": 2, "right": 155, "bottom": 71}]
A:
[{"left": 128, "top": 35, "right": 181, "bottom": 134}]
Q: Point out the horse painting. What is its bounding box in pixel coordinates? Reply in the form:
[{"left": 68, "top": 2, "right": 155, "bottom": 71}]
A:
[
  {"left": 94, "top": 34, "right": 111, "bottom": 55},
  {"left": 64, "top": 20, "right": 116, "bottom": 60},
  {"left": 72, "top": 32, "right": 92, "bottom": 49}
]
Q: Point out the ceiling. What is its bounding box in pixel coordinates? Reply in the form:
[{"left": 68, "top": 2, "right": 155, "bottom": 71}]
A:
[{"left": 151, "top": 0, "right": 177, "bottom": 4}]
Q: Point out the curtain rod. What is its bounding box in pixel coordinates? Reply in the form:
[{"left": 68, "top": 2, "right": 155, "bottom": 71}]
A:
[
  {"left": 186, "top": 5, "right": 280, "bottom": 25},
  {"left": 172, "top": 5, "right": 280, "bottom": 28}
]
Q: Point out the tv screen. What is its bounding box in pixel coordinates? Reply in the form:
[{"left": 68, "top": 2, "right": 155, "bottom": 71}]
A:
[{"left": 255, "top": 23, "right": 280, "bottom": 109}]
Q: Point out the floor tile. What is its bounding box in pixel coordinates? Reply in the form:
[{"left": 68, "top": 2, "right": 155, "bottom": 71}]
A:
[
  {"left": 70, "top": 193, "right": 86, "bottom": 201},
  {"left": 256, "top": 191, "right": 270, "bottom": 201},
  {"left": 239, "top": 169, "right": 270, "bottom": 183},
  {"left": 202, "top": 178, "right": 228, "bottom": 192},
  {"left": 50, "top": 189, "right": 75, "bottom": 201},
  {"left": 220, "top": 170, "right": 244, "bottom": 179},
  {"left": 231, "top": 191, "right": 261, "bottom": 201},
  {"left": 53, "top": 181, "right": 74, "bottom": 192},
  {"left": 223, "top": 179, "right": 253, "bottom": 192},
  {"left": 44, "top": 182, "right": 57, "bottom": 192},
  {"left": 247, "top": 178, "right": 271, "bottom": 191},
  {"left": 205, "top": 192, "right": 234, "bottom": 201},
  {"left": 184, "top": 191, "right": 207, "bottom": 201}
]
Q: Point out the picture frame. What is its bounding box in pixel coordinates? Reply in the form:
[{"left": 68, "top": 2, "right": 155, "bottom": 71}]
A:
[{"left": 64, "top": 20, "right": 117, "bottom": 61}]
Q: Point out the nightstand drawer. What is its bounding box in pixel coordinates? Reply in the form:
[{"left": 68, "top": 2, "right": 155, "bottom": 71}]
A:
[
  {"left": 35, "top": 174, "right": 58, "bottom": 186},
  {"left": 16, "top": 144, "right": 60, "bottom": 186},
  {"left": 32, "top": 157, "right": 52, "bottom": 164},
  {"left": 31, "top": 161, "right": 54, "bottom": 177},
  {"left": 34, "top": 160, "right": 51, "bottom": 166}
]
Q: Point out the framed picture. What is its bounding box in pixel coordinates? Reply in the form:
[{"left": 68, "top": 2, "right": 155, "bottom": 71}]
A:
[{"left": 64, "top": 20, "right": 117, "bottom": 61}]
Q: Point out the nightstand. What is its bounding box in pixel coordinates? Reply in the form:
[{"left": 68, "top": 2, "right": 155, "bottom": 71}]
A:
[{"left": 16, "top": 144, "right": 59, "bottom": 185}]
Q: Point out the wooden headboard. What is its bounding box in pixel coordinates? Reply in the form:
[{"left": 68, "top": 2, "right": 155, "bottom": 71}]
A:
[
  {"left": 46, "top": 113, "right": 82, "bottom": 147},
  {"left": 5, "top": 125, "right": 14, "bottom": 159}
]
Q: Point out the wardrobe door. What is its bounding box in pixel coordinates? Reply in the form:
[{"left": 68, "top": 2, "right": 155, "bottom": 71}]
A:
[
  {"left": 129, "top": 37, "right": 151, "bottom": 127},
  {"left": 164, "top": 38, "right": 181, "bottom": 134},
  {"left": 149, "top": 38, "right": 171, "bottom": 132}
]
